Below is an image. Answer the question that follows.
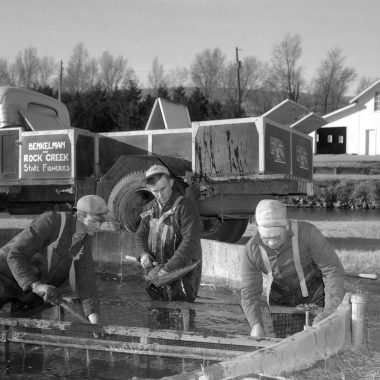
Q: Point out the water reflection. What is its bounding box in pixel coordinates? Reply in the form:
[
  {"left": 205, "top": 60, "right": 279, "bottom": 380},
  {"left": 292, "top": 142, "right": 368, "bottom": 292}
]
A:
[
  {"left": 287, "top": 207, "right": 380, "bottom": 222},
  {"left": 0, "top": 276, "right": 248, "bottom": 380}
]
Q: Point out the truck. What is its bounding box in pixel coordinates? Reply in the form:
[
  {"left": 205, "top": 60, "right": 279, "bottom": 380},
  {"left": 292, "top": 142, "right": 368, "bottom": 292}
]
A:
[{"left": 0, "top": 87, "right": 326, "bottom": 243}]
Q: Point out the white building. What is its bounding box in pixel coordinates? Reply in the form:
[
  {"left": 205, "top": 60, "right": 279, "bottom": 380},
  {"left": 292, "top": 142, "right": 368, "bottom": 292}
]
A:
[{"left": 313, "top": 80, "right": 380, "bottom": 155}]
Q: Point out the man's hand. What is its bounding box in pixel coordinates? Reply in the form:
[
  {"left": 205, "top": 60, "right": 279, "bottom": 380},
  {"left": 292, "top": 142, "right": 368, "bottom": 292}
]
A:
[
  {"left": 140, "top": 253, "right": 155, "bottom": 269},
  {"left": 32, "top": 282, "right": 61, "bottom": 305},
  {"left": 157, "top": 268, "right": 169, "bottom": 277},
  {"left": 88, "top": 313, "right": 100, "bottom": 324},
  {"left": 250, "top": 323, "right": 266, "bottom": 337}
]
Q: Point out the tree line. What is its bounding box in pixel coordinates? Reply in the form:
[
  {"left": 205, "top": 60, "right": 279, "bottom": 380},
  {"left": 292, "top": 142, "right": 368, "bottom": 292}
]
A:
[{"left": 0, "top": 34, "right": 377, "bottom": 132}]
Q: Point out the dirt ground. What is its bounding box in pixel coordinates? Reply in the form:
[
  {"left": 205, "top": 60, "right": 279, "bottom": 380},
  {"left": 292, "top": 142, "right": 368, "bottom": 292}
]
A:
[{"left": 290, "top": 276, "right": 380, "bottom": 380}]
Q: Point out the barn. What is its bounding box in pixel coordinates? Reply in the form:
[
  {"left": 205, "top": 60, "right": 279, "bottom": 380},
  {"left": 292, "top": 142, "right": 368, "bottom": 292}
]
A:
[{"left": 312, "top": 79, "right": 380, "bottom": 155}]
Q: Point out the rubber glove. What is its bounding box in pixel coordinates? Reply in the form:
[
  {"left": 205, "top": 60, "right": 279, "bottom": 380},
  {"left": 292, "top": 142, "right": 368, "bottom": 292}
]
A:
[
  {"left": 88, "top": 313, "right": 100, "bottom": 324},
  {"left": 250, "top": 323, "right": 266, "bottom": 337},
  {"left": 140, "top": 253, "right": 155, "bottom": 269},
  {"left": 157, "top": 268, "right": 169, "bottom": 277}
]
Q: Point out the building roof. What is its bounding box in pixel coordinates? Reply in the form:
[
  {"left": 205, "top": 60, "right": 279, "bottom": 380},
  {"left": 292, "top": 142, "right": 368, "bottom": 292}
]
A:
[
  {"left": 261, "top": 99, "right": 309, "bottom": 126},
  {"left": 290, "top": 112, "right": 327, "bottom": 134},
  {"left": 322, "top": 79, "right": 380, "bottom": 121},
  {"left": 349, "top": 79, "right": 380, "bottom": 104},
  {"left": 145, "top": 98, "right": 191, "bottom": 130},
  {"left": 323, "top": 103, "right": 357, "bottom": 119}
]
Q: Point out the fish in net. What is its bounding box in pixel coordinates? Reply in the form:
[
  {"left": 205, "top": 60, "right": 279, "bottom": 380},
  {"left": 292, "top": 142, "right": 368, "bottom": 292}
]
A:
[{"left": 146, "top": 261, "right": 200, "bottom": 287}]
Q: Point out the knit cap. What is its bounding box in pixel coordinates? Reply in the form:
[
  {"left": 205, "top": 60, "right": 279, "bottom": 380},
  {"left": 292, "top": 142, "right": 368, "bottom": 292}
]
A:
[
  {"left": 255, "top": 199, "right": 287, "bottom": 227},
  {"left": 76, "top": 195, "right": 114, "bottom": 221}
]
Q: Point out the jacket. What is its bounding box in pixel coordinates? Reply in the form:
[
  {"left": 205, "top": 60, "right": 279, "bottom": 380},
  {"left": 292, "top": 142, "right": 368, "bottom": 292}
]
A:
[
  {"left": 135, "top": 190, "right": 202, "bottom": 301},
  {"left": 135, "top": 190, "right": 202, "bottom": 271},
  {"left": 0, "top": 211, "right": 99, "bottom": 317},
  {"left": 240, "top": 220, "right": 344, "bottom": 328}
]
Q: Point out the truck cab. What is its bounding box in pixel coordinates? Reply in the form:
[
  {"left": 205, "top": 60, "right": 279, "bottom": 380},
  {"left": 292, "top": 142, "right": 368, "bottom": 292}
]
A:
[{"left": 0, "top": 87, "right": 129, "bottom": 213}]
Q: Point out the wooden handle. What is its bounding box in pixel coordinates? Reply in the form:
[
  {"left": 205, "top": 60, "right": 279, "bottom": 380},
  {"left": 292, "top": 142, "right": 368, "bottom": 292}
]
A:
[
  {"left": 124, "top": 255, "right": 138, "bottom": 262},
  {"left": 358, "top": 273, "right": 377, "bottom": 280},
  {"left": 346, "top": 272, "right": 377, "bottom": 280},
  {"left": 59, "top": 301, "right": 90, "bottom": 324},
  {"left": 125, "top": 255, "right": 158, "bottom": 266}
]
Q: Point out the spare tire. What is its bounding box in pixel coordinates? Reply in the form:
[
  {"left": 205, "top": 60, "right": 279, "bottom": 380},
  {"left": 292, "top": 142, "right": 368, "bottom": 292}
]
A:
[
  {"left": 108, "top": 171, "right": 248, "bottom": 242},
  {"left": 200, "top": 217, "right": 249, "bottom": 243},
  {"left": 108, "top": 171, "right": 186, "bottom": 232},
  {"left": 107, "top": 172, "right": 153, "bottom": 232}
]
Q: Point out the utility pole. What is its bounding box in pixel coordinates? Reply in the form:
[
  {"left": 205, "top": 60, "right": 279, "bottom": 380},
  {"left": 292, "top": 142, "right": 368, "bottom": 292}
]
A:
[
  {"left": 58, "top": 60, "right": 63, "bottom": 102},
  {"left": 235, "top": 47, "right": 242, "bottom": 117}
]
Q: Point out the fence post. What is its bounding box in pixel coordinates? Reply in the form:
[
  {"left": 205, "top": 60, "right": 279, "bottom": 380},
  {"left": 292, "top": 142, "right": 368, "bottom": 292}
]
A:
[
  {"left": 351, "top": 293, "right": 367, "bottom": 346},
  {"left": 52, "top": 305, "right": 64, "bottom": 321}
]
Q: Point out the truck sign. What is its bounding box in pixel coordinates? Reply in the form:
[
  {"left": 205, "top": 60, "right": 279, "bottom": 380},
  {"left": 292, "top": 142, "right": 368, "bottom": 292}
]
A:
[{"left": 21, "top": 134, "right": 72, "bottom": 179}]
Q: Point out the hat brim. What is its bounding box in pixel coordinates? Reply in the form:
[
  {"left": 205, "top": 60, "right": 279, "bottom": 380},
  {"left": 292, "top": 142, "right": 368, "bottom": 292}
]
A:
[
  {"left": 144, "top": 171, "right": 169, "bottom": 184},
  {"left": 98, "top": 212, "right": 115, "bottom": 222},
  {"left": 256, "top": 219, "right": 288, "bottom": 227},
  {"left": 258, "top": 225, "right": 286, "bottom": 236}
]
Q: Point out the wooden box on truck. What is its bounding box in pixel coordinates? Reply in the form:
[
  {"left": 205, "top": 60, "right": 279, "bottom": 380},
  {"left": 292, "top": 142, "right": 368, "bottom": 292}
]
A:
[
  {"left": 192, "top": 116, "right": 313, "bottom": 181},
  {"left": 101, "top": 128, "right": 192, "bottom": 163}
]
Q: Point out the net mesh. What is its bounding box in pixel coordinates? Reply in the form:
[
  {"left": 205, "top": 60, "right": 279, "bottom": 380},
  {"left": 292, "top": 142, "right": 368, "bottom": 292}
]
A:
[
  {"left": 146, "top": 305, "right": 317, "bottom": 339},
  {"left": 271, "top": 311, "right": 316, "bottom": 338}
]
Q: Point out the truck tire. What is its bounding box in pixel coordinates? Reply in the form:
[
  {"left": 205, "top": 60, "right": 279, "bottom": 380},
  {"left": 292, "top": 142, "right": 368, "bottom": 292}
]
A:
[
  {"left": 200, "top": 217, "right": 249, "bottom": 243},
  {"left": 107, "top": 172, "right": 187, "bottom": 232},
  {"left": 107, "top": 172, "right": 154, "bottom": 232},
  {"left": 108, "top": 172, "right": 248, "bottom": 242}
]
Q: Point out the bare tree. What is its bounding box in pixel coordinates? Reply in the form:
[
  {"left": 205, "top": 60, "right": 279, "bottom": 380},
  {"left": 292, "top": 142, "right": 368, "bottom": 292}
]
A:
[
  {"left": 147, "top": 56, "right": 166, "bottom": 95},
  {"left": 247, "top": 63, "right": 277, "bottom": 114},
  {"left": 191, "top": 48, "right": 226, "bottom": 102},
  {"left": 221, "top": 56, "right": 263, "bottom": 114},
  {"left": 356, "top": 76, "right": 379, "bottom": 95},
  {"left": 10, "top": 47, "right": 40, "bottom": 88},
  {"left": 266, "top": 33, "right": 304, "bottom": 101},
  {"left": 10, "top": 56, "right": 25, "bottom": 87},
  {"left": 0, "top": 58, "right": 11, "bottom": 85},
  {"left": 166, "top": 67, "right": 190, "bottom": 88},
  {"left": 64, "top": 42, "right": 93, "bottom": 92},
  {"left": 87, "top": 58, "right": 99, "bottom": 88},
  {"left": 38, "top": 56, "right": 57, "bottom": 87},
  {"left": 23, "top": 47, "right": 40, "bottom": 88},
  {"left": 99, "top": 51, "right": 134, "bottom": 91},
  {"left": 312, "top": 47, "right": 356, "bottom": 114}
]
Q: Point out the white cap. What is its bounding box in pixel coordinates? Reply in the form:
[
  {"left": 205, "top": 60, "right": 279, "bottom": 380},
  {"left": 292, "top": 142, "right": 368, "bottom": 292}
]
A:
[
  {"left": 255, "top": 199, "right": 287, "bottom": 227},
  {"left": 76, "top": 195, "right": 114, "bottom": 221},
  {"left": 145, "top": 165, "right": 170, "bottom": 180}
]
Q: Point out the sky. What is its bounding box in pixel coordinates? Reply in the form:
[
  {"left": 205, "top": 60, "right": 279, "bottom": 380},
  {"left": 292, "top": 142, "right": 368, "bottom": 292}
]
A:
[{"left": 1, "top": 0, "right": 380, "bottom": 93}]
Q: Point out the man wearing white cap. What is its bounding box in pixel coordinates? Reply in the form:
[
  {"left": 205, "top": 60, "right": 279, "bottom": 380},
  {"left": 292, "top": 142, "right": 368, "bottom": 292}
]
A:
[
  {"left": 240, "top": 199, "right": 344, "bottom": 337},
  {"left": 135, "top": 164, "right": 202, "bottom": 302},
  {"left": 0, "top": 195, "right": 113, "bottom": 323}
]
